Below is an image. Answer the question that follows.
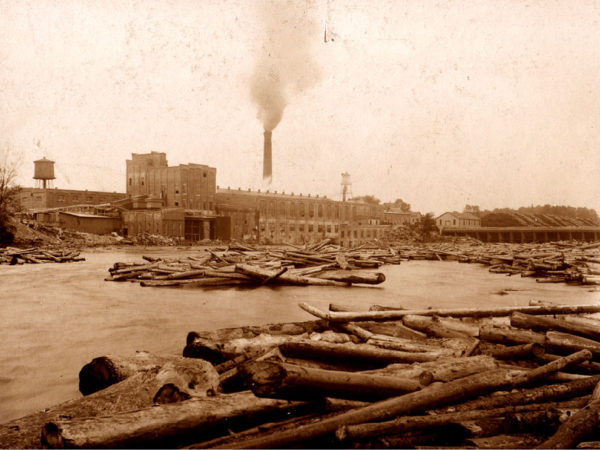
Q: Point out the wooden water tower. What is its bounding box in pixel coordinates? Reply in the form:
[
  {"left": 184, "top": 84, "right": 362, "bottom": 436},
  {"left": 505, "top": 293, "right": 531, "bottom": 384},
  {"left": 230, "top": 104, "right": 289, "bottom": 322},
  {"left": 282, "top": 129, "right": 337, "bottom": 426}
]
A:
[
  {"left": 34, "top": 157, "right": 55, "bottom": 189},
  {"left": 341, "top": 172, "right": 352, "bottom": 202}
]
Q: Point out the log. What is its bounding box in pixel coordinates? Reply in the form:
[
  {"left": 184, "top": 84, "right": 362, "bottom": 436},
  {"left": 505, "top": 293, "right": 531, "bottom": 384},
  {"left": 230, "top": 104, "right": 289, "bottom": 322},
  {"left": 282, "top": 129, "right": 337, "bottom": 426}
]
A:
[
  {"left": 539, "top": 381, "right": 600, "bottom": 448},
  {"left": 211, "top": 353, "right": 590, "bottom": 448},
  {"left": 486, "top": 342, "right": 546, "bottom": 360},
  {"left": 279, "top": 340, "right": 446, "bottom": 366},
  {"left": 466, "top": 433, "right": 546, "bottom": 449},
  {"left": 337, "top": 402, "right": 569, "bottom": 441},
  {"left": 479, "top": 324, "right": 546, "bottom": 346},
  {"left": 369, "top": 355, "right": 499, "bottom": 383},
  {"left": 299, "top": 302, "right": 600, "bottom": 322},
  {"left": 140, "top": 277, "right": 250, "bottom": 287},
  {"left": 239, "top": 360, "right": 426, "bottom": 402},
  {"left": 235, "top": 264, "right": 347, "bottom": 286},
  {"left": 436, "top": 375, "right": 600, "bottom": 413},
  {"left": 0, "top": 360, "right": 218, "bottom": 449},
  {"left": 546, "top": 331, "right": 600, "bottom": 358},
  {"left": 511, "top": 312, "right": 600, "bottom": 341},
  {"left": 316, "top": 270, "right": 386, "bottom": 285},
  {"left": 41, "top": 391, "right": 311, "bottom": 449},
  {"left": 79, "top": 352, "right": 174, "bottom": 395},
  {"left": 402, "top": 314, "right": 480, "bottom": 338}
]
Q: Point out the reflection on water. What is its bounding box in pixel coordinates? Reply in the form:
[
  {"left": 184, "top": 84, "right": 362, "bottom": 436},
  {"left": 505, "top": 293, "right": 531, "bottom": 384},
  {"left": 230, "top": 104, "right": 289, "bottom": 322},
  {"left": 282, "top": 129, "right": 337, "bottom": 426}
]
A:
[{"left": 0, "top": 247, "right": 598, "bottom": 423}]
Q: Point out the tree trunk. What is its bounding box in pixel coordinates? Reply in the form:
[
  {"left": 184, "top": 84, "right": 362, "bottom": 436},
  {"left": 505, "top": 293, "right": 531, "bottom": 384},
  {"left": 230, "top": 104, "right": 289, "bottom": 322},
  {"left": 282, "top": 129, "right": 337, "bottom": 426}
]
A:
[
  {"left": 40, "top": 391, "right": 310, "bottom": 449},
  {"left": 238, "top": 360, "right": 426, "bottom": 402}
]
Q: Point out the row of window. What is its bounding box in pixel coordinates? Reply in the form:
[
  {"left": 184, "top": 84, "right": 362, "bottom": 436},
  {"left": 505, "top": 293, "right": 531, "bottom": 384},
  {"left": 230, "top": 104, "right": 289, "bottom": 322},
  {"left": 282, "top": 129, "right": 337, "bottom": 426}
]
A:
[
  {"left": 341, "top": 229, "right": 384, "bottom": 239},
  {"left": 260, "top": 223, "right": 340, "bottom": 233},
  {"left": 258, "top": 200, "right": 358, "bottom": 220}
]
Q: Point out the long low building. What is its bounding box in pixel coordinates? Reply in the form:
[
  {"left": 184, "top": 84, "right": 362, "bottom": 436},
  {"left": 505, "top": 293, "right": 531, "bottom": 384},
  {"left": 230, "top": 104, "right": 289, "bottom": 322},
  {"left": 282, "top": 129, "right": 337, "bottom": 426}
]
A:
[{"left": 19, "top": 187, "right": 126, "bottom": 210}]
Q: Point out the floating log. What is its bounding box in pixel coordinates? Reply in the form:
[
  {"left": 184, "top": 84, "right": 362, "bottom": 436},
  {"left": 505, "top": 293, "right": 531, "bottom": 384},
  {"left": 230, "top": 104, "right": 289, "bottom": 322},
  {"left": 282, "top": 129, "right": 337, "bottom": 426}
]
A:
[
  {"left": 41, "top": 391, "right": 311, "bottom": 449},
  {"left": 239, "top": 360, "right": 426, "bottom": 402},
  {"left": 235, "top": 264, "right": 348, "bottom": 286},
  {"left": 299, "top": 302, "right": 600, "bottom": 322},
  {"left": 546, "top": 331, "right": 600, "bottom": 358},
  {"left": 315, "top": 270, "right": 385, "bottom": 285}
]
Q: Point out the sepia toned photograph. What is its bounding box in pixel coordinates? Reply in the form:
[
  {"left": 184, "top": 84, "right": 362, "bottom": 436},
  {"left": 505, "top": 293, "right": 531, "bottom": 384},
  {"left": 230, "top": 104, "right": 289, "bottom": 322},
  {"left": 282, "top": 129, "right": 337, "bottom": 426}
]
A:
[{"left": 1, "top": 0, "right": 600, "bottom": 448}]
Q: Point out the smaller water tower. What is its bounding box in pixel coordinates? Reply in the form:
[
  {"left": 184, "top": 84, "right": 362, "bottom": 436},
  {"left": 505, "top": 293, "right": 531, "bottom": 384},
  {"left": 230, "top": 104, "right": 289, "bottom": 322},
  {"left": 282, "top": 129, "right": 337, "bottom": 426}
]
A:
[
  {"left": 340, "top": 172, "right": 352, "bottom": 202},
  {"left": 33, "top": 157, "right": 55, "bottom": 189}
]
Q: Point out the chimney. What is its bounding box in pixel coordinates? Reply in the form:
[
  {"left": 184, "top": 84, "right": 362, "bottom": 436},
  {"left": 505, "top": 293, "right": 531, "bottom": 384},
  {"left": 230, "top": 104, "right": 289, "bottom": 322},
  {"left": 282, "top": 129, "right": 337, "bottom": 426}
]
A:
[{"left": 263, "top": 130, "right": 272, "bottom": 180}]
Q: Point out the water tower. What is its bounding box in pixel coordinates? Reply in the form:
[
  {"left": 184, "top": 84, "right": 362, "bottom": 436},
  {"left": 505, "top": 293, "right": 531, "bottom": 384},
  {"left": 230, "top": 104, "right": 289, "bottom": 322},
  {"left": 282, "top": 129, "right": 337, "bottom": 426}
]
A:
[
  {"left": 340, "top": 172, "right": 352, "bottom": 202},
  {"left": 33, "top": 157, "right": 55, "bottom": 189}
]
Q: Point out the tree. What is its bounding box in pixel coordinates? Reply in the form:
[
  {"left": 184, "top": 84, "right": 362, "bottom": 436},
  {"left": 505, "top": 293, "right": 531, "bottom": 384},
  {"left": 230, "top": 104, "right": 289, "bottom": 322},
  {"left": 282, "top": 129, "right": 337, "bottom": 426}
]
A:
[
  {"left": 463, "top": 204, "right": 481, "bottom": 216},
  {"left": 0, "top": 150, "right": 22, "bottom": 245},
  {"left": 391, "top": 198, "right": 411, "bottom": 212},
  {"left": 417, "top": 212, "right": 438, "bottom": 241},
  {"left": 352, "top": 195, "right": 381, "bottom": 205}
]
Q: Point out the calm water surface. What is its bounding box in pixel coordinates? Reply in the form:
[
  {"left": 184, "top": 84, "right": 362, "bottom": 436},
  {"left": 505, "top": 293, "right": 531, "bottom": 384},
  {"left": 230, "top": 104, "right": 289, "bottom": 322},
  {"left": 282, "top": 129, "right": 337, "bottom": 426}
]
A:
[{"left": 1, "top": 247, "right": 599, "bottom": 423}]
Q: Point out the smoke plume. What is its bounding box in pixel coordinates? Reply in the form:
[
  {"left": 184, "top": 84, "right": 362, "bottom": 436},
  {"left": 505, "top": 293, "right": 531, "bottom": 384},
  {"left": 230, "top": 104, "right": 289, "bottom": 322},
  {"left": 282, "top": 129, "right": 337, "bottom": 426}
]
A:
[{"left": 251, "top": 0, "right": 321, "bottom": 132}]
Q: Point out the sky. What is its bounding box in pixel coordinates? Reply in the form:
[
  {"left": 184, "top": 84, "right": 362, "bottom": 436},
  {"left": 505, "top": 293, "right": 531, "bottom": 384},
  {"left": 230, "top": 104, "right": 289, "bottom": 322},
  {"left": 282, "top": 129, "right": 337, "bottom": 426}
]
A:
[{"left": 1, "top": 0, "right": 599, "bottom": 216}]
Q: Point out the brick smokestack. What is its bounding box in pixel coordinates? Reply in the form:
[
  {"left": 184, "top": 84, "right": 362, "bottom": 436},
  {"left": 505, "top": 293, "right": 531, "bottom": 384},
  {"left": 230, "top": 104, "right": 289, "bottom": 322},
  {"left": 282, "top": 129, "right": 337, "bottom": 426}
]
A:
[{"left": 263, "top": 130, "right": 272, "bottom": 180}]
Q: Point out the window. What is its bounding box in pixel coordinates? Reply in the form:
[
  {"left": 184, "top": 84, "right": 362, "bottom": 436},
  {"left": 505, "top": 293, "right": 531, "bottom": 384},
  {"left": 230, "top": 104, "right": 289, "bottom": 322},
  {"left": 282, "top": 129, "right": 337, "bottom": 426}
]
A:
[
  {"left": 129, "top": 178, "right": 132, "bottom": 186},
  {"left": 300, "top": 203, "right": 305, "bottom": 217},
  {"left": 327, "top": 225, "right": 331, "bottom": 233},
  {"left": 289, "top": 224, "right": 295, "bottom": 231},
  {"left": 309, "top": 203, "right": 314, "bottom": 218},
  {"left": 318, "top": 224, "right": 323, "bottom": 233},
  {"left": 341, "top": 230, "right": 345, "bottom": 238},
  {"left": 308, "top": 224, "right": 313, "bottom": 232},
  {"left": 299, "top": 224, "right": 304, "bottom": 232},
  {"left": 335, "top": 225, "right": 339, "bottom": 233},
  {"left": 318, "top": 204, "right": 323, "bottom": 218}
]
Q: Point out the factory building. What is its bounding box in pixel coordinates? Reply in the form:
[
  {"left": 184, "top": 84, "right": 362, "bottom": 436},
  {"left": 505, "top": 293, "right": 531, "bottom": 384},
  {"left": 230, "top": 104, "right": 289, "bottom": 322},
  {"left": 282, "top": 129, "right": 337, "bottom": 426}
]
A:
[
  {"left": 126, "top": 152, "right": 216, "bottom": 212},
  {"left": 215, "top": 187, "right": 390, "bottom": 246},
  {"left": 19, "top": 188, "right": 126, "bottom": 210}
]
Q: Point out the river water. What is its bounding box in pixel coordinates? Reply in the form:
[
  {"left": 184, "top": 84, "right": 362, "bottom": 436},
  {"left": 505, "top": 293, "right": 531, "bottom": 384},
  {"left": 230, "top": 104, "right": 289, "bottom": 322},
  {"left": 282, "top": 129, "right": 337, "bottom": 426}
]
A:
[{"left": 1, "top": 247, "right": 599, "bottom": 423}]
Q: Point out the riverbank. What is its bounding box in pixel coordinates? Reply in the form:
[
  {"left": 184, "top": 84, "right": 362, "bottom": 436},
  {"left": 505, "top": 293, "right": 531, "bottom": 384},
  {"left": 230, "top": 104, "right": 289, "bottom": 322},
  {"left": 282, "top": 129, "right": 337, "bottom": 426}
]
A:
[{"left": 1, "top": 248, "right": 599, "bottom": 425}]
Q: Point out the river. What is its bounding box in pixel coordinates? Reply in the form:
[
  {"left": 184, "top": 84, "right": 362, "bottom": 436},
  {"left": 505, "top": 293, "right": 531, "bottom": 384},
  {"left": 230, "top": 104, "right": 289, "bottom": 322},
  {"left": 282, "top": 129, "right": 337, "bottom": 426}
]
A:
[{"left": 1, "top": 247, "right": 599, "bottom": 423}]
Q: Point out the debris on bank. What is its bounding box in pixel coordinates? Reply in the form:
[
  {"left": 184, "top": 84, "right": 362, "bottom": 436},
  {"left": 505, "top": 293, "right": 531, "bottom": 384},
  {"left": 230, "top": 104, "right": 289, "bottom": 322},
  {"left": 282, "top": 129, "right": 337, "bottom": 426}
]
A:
[
  {"left": 0, "top": 247, "right": 85, "bottom": 265},
  {"left": 4, "top": 301, "right": 600, "bottom": 448},
  {"left": 104, "top": 239, "right": 398, "bottom": 287}
]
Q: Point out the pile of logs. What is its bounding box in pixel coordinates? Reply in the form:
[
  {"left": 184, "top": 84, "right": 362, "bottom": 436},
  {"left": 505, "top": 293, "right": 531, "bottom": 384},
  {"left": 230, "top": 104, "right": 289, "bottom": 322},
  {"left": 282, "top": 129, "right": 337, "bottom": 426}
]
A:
[
  {"left": 400, "top": 240, "right": 600, "bottom": 286},
  {"left": 6, "top": 301, "right": 600, "bottom": 448},
  {"left": 0, "top": 247, "right": 85, "bottom": 265},
  {"left": 104, "top": 240, "right": 397, "bottom": 288}
]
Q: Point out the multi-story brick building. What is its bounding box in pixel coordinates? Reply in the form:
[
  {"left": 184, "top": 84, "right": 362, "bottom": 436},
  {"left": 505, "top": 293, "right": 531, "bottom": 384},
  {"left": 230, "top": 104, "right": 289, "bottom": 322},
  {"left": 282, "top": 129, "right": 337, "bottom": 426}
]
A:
[
  {"left": 126, "top": 152, "right": 216, "bottom": 213},
  {"left": 215, "top": 187, "right": 389, "bottom": 245}
]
